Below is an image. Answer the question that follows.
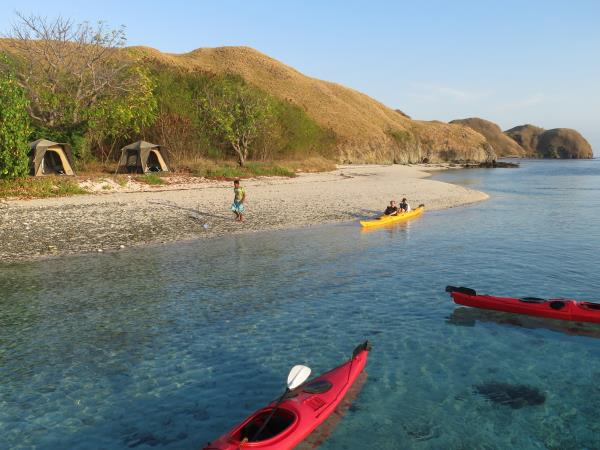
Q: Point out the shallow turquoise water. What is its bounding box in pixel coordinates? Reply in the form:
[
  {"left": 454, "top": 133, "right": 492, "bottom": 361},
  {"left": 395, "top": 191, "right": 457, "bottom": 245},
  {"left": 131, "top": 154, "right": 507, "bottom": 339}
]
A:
[{"left": 1, "top": 160, "right": 600, "bottom": 449}]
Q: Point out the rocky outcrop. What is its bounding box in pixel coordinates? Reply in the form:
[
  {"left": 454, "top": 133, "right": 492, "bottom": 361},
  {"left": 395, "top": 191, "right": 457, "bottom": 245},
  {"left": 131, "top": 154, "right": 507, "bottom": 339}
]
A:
[
  {"left": 450, "top": 118, "right": 527, "bottom": 157},
  {"left": 395, "top": 109, "right": 411, "bottom": 119},
  {"left": 505, "top": 125, "right": 593, "bottom": 159}
]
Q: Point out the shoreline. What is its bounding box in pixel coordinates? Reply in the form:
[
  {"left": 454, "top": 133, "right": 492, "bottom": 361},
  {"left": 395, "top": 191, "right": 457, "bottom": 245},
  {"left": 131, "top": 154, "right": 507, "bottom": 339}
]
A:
[{"left": 0, "top": 164, "right": 488, "bottom": 264}]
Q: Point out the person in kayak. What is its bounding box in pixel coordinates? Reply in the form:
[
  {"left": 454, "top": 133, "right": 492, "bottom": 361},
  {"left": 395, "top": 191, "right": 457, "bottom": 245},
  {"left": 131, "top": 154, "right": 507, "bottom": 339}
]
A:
[
  {"left": 384, "top": 200, "right": 399, "bottom": 216},
  {"left": 231, "top": 179, "right": 246, "bottom": 222},
  {"left": 399, "top": 198, "right": 411, "bottom": 212}
]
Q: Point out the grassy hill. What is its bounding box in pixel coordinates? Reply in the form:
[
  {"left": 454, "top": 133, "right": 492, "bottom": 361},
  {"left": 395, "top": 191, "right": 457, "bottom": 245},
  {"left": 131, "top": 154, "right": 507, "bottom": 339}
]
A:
[
  {"left": 129, "top": 46, "right": 494, "bottom": 164},
  {"left": 450, "top": 118, "right": 527, "bottom": 157},
  {"left": 0, "top": 40, "right": 494, "bottom": 167},
  {"left": 505, "top": 125, "right": 593, "bottom": 159}
]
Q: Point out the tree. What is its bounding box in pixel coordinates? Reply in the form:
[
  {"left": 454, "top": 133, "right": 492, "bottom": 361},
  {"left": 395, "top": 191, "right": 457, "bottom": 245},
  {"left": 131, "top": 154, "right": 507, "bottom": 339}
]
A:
[
  {"left": 198, "top": 79, "right": 272, "bottom": 166},
  {"left": 149, "top": 108, "right": 199, "bottom": 170},
  {"left": 85, "top": 66, "right": 157, "bottom": 163},
  {"left": 0, "top": 55, "right": 30, "bottom": 179},
  {"left": 3, "top": 13, "right": 148, "bottom": 135}
]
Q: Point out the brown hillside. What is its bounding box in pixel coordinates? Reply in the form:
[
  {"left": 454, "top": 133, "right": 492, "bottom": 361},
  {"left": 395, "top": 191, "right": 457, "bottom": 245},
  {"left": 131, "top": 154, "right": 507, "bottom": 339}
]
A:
[
  {"left": 504, "top": 124, "right": 544, "bottom": 154},
  {"left": 450, "top": 118, "right": 526, "bottom": 157},
  {"left": 127, "top": 46, "right": 494, "bottom": 164},
  {"left": 536, "top": 128, "right": 593, "bottom": 159}
]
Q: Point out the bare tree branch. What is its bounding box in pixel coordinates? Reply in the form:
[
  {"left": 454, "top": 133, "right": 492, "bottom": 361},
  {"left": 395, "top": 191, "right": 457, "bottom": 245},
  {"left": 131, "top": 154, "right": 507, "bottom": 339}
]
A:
[{"left": 3, "top": 13, "right": 131, "bottom": 130}]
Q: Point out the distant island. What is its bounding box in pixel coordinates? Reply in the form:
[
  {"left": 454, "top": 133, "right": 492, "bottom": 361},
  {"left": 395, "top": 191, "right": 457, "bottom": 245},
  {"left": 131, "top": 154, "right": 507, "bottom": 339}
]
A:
[{"left": 451, "top": 118, "right": 593, "bottom": 159}]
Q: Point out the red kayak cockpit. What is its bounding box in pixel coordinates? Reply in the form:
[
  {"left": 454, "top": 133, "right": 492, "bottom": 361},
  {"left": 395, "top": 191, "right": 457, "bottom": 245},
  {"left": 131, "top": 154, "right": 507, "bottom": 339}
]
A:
[
  {"left": 229, "top": 407, "right": 298, "bottom": 444},
  {"left": 227, "top": 378, "right": 337, "bottom": 445},
  {"left": 203, "top": 341, "right": 371, "bottom": 450}
]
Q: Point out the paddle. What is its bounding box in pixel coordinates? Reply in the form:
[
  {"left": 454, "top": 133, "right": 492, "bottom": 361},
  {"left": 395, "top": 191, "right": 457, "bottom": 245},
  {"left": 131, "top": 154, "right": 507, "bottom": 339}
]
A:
[{"left": 250, "top": 365, "right": 311, "bottom": 442}]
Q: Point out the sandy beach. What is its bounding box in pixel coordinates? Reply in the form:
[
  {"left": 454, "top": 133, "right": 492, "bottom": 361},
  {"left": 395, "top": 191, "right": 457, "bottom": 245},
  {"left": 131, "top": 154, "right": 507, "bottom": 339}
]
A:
[{"left": 0, "top": 164, "right": 488, "bottom": 263}]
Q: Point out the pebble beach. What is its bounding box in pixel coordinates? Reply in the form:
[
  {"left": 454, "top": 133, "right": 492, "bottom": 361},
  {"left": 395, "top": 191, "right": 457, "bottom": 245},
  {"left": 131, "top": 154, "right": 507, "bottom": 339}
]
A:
[{"left": 0, "top": 164, "right": 488, "bottom": 263}]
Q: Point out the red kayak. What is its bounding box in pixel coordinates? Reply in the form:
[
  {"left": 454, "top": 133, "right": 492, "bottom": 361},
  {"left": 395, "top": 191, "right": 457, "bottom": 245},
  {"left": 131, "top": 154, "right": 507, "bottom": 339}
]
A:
[
  {"left": 202, "top": 341, "right": 371, "bottom": 450},
  {"left": 446, "top": 286, "right": 600, "bottom": 324}
]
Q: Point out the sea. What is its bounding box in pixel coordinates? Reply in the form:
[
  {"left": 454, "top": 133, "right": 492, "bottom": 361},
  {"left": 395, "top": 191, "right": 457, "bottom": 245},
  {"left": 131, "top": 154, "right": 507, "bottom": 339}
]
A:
[{"left": 1, "top": 159, "right": 599, "bottom": 449}]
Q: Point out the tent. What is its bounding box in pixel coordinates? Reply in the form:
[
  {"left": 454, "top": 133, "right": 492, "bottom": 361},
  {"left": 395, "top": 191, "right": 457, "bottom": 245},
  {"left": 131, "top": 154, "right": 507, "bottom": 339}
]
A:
[
  {"left": 28, "top": 139, "right": 75, "bottom": 176},
  {"left": 117, "top": 141, "right": 169, "bottom": 174}
]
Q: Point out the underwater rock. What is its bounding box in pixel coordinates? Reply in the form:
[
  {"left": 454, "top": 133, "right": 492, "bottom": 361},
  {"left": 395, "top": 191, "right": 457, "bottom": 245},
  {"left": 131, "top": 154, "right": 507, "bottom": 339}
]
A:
[
  {"left": 474, "top": 382, "right": 546, "bottom": 409},
  {"left": 403, "top": 420, "right": 439, "bottom": 441},
  {"left": 125, "top": 433, "right": 161, "bottom": 447}
]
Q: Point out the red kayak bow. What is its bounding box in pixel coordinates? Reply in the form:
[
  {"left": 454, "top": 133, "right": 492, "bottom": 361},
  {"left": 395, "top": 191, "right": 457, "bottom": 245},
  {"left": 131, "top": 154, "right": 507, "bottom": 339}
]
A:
[
  {"left": 446, "top": 286, "right": 600, "bottom": 324},
  {"left": 202, "top": 341, "right": 371, "bottom": 450}
]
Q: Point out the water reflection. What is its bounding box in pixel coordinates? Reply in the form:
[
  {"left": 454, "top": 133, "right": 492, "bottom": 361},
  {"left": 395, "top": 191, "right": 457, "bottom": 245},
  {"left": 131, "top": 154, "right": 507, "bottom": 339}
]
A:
[
  {"left": 297, "top": 371, "right": 367, "bottom": 449},
  {"left": 359, "top": 217, "right": 414, "bottom": 238},
  {"left": 448, "top": 306, "right": 600, "bottom": 340}
]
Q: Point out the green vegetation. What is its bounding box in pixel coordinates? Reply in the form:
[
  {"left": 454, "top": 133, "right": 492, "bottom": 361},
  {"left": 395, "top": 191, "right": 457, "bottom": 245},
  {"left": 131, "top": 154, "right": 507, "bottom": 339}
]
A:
[
  {"left": 191, "top": 160, "right": 296, "bottom": 178},
  {"left": 86, "top": 66, "right": 158, "bottom": 163},
  {"left": 0, "top": 14, "right": 337, "bottom": 193},
  {"left": 148, "top": 68, "right": 336, "bottom": 168},
  {"left": 244, "top": 162, "right": 295, "bottom": 177},
  {"left": 387, "top": 129, "right": 411, "bottom": 145},
  {"left": 115, "top": 177, "right": 129, "bottom": 187},
  {"left": 138, "top": 173, "right": 166, "bottom": 185},
  {"left": 0, "top": 55, "right": 30, "bottom": 179},
  {"left": 267, "top": 99, "right": 336, "bottom": 159},
  {"left": 0, "top": 177, "right": 86, "bottom": 199},
  {"left": 3, "top": 15, "right": 158, "bottom": 162},
  {"left": 197, "top": 76, "right": 272, "bottom": 166}
]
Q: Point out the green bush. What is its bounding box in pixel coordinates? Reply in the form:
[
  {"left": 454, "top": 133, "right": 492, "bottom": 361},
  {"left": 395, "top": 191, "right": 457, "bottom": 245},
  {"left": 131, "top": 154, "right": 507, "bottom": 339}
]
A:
[
  {"left": 265, "top": 99, "right": 337, "bottom": 159},
  {"left": 192, "top": 160, "right": 295, "bottom": 178},
  {"left": 138, "top": 173, "right": 166, "bottom": 185},
  {"left": 244, "top": 162, "right": 295, "bottom": 177},
  {"left": 0, "top": 54, "right": 31, "bottom": 179},
  {"left": 0, "top": 177, "right": 86, "bottom": 198},
  {"left": 147, "top": 65, "right": 336, "bottom": 167},
  {"left": 2, "top": 49, "right": 337, "bottom": 174}
]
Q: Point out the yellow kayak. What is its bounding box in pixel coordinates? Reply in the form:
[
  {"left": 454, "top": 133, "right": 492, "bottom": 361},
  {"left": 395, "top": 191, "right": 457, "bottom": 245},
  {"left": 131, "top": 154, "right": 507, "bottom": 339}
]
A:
[{"left": 360, "top": 205, "right": 424, "bottom": 228}]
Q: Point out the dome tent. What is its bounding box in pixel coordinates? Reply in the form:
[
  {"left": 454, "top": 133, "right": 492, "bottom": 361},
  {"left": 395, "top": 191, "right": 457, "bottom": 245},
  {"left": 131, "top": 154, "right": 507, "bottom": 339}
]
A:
[
  {"left": 117, "top": 141, "right": 169, "bottom": 174},
  {"left": 28, "top": 139, "right": 75, "bottom": 176}
]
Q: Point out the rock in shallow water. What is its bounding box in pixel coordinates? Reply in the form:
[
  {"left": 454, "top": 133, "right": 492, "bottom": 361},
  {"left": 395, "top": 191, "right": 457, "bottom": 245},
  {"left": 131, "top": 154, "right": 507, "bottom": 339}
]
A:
[{"left": 474, "top": 382, "right": 546, "bottom": 409}]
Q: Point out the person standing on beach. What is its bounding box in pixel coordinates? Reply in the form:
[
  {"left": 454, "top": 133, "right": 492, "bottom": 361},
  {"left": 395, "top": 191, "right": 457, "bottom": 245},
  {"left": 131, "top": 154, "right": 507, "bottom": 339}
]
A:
[{"left": 231, "top": 180, "right": 246, "bottom": 221}]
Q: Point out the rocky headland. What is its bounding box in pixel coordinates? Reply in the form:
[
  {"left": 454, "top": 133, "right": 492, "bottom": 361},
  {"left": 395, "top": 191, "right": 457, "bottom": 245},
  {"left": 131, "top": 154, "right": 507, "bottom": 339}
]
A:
[
  {"left": 505, "top": 125, "right": 593, "bottom": 159},
  {"left": 454, "top": 119, "right": 593, "bottom": 159}
]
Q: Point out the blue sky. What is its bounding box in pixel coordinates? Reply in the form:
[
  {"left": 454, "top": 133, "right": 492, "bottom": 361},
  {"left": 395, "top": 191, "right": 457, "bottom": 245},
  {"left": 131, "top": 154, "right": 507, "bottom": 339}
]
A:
[{"left": 2, "top": 0, "right": 599, "bottom": 152}]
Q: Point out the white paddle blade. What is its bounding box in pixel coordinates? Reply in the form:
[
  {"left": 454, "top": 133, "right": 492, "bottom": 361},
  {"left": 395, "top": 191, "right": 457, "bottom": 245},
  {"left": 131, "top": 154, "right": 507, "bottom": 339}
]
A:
[{"left": 287, "top": 365, "right": 311, "bottom": 390}]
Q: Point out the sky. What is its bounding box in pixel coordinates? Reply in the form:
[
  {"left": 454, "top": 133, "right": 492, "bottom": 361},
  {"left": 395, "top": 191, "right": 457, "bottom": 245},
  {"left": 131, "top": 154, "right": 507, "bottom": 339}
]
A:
[{"left": 1, "top": 0, "right": 599, "bottom": 153}]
